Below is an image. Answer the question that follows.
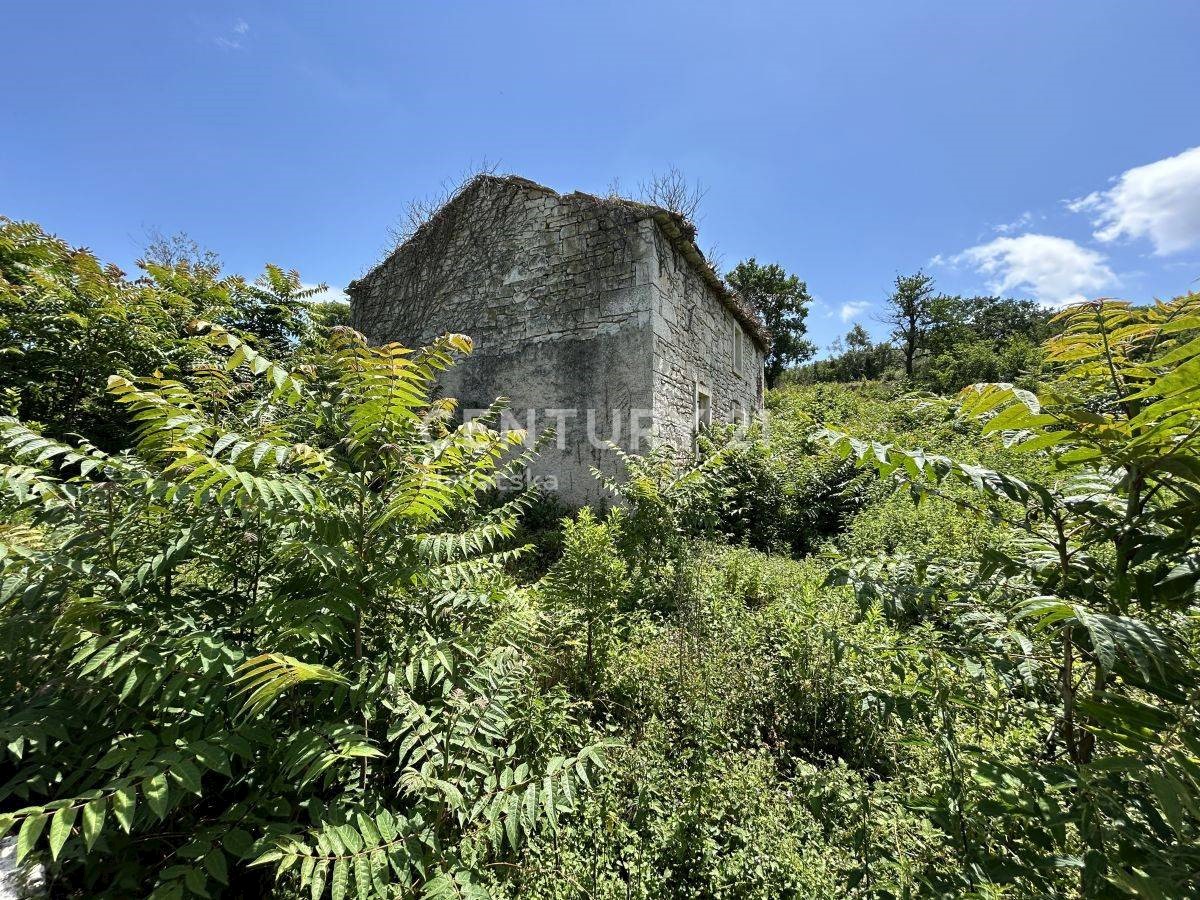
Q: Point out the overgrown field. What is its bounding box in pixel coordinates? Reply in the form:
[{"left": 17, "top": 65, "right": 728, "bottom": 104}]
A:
[{"left": 1, "top": 221, "right": 1198, "bottom": 898}]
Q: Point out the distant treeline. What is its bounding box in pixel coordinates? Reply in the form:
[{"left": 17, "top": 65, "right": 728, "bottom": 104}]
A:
[{"left": 788, "top": 274, "right": 1056, "bottom": 393}]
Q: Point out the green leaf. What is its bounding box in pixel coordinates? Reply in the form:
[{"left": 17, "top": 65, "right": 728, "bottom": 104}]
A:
[
  {"left": 191, "top": 741, "right": 231, "bottom": 777},
  {"left": 541, "top": 777, "right": 558, "bottom": 831},
  {"left": 112, "top": 784, "right": 136, "bottom": 832},
  {"left": 250, "top": 848, "right": 285, "bottom": 867},
  {"left": 145, "top": 773, "right": 170, "bottom": 818},
  {"left": 310, "top": 858, "right": 329, "bottom": 900},
  {"left": 16, "top": 813, "right": 47, "bottom": 864},
  {"left": 183, "top": 865, "right": 208, "bottom": 895},
  {"left": 1012, "top": 430, "right": 1072, "bottom": 453},
  {"left": 331, "top": 856, "right": 350, "bottom": 900},
  {"left": 1146, "top": 772, "right": 1184, "bottom": 837},
  {"left": 203, "top": 847, "right": 229, "bottom": 885},
  {"left": 505, "top": 793, "right": 520, "bottom": 851},
  {"left": 172, "top": 759, "right": 203, "bottom": 795},
  {"left": 82, "top": 798, "right": 106, "bottom": 851},
  {"left": 981, "top": 402, "right": 1056, "bottom": 434},
  {"left": 220, "top": 828, "right": 254, "bottom": 858},
  {"left": 48, "top": 805, "right": 77, "bottom": 860},
  {"left": 353, "top": 852, "right": 372, "bottom": 900},
  {"left": 369, "top": 847, "right": 390, "bottom": 896}
]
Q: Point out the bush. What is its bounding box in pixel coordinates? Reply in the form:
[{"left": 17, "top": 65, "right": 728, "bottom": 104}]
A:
[
  {"left": 537, "top": 508, "right": 628, "bottom": 702},
  {"left": 4, "top": 213, "right": 1199, "bottom": 899},
  {"left": 0, "top": 326, "right": 604, "bottom": 898},
  {"left": 0, "top": 220, "right": 330, "bottom": 452},
  {"left": 514, "top": 732, "right": 851, "bottom": 899}
]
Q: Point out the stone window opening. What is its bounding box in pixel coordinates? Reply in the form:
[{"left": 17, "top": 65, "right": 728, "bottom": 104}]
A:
[
  {"left": 694, "top": 382, "right": 712, "bottom": 444},
  {"left": 732, "top": 321, "right": 744, "bottom": 375}
]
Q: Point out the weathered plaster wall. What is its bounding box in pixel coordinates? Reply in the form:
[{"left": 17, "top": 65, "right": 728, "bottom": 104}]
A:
[
  {"left": 349, "top": 176, "right": 766, "bottom": 504},
  {"left": 642, "top": 220, "right": 765, "bottom": 450},
  {"left": 349, "top": 178, "right": 656, "bottom": 502}
]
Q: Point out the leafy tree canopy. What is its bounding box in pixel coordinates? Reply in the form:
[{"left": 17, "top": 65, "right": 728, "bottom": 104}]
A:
[
  {"left": 726, "top": 258, "right": 816, "bottom": 387},
  {"left": 883, "top": 270, "right": 936, "bottom": 376},
  {"left": 0, "top": 219, "right": 327, "bottom": 450}
]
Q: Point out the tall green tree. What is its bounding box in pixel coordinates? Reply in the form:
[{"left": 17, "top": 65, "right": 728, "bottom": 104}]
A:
[
  {"left": 920, "top": 294, "right": 1053, "bottom": 392},
  {"left": 0, "top": 323, "right": 604, "bottom": 898},
  {"left": 827, "top": 291, "right": 1200, "bottom": 895},
  {"left": 883, "top": 270, "right": 936, "bottom": 376},
  {"left": 0, "top": 220, "right": 332, "bottom": 451},
  {"left": 220, "top": 265, "right": 320, "bottom": 359},
  {"left": 727, "top": 258, "right": 815, "bottom": 387},
  {"left": 0, "top": 219, "right": 220, "bottom": 448}
]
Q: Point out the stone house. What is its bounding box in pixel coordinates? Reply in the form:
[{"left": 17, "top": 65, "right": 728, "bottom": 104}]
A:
[{"left": 347, "top": 174, "right": 769, "bottom": 503}]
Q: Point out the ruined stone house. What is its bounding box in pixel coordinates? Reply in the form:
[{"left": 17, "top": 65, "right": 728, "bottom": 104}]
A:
[{"left": 347, "top": 175, "right": 769, "bottom": 503}]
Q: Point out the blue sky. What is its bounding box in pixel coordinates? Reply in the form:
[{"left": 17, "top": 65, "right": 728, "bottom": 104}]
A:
[{"left": 4, "top": 2, "right": 1199, "bottom": 351}]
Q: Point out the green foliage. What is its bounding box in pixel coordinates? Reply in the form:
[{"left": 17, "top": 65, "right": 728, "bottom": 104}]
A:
[
  {"left": 592, "top": 444, "right": 728, "bottom": 612},
  {"left": 698, "top": 386, "right": 969, "bottom": 557},
  {"left": 219, "top": 264, "right": 322, "bottom": 359},
  {"left": 795, "top": 323, "right": 899, "bottom": 385},
  {"left": 920, "top": 295, "right": 1052, "bottom": 393},
  {"left": 516, "top": 543, "right": 947, "bottom": 898},
  {"left": 794, "top": 286, "right": 1053, "bottom": 393},
  {"left": 0, "top": 324, "right": 604, "bottom": 897},
  {"left": 4, "top": 212, "right": 1199, "bottom": 899},
  {"left": 0, "top": 218, "right": 214, "bottom": 448},
  {"left": 516, "top": 739, "right": 849, "bottom": 899},
  {"left": 537, "top": 508, "right": 628, "bottom": 701},
  {"left": 823, "top": 291, "right": 1200, "bottom": 896},
  {"left": 883, "top": 270, "right": 936, "bottom": 377},
  {"left": 0, "top": 219, "right": 336, "bottom": 452},
  {"left": 726, "top": 258, "right": 816, "bottom": 387},
  {"left": 696, "top": 426, "right": 789, "bottom": 551}
]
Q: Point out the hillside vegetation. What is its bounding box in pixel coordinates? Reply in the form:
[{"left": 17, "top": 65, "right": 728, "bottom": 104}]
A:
[{"left": 1, "top": 219, "right": 1199, "bottom": 898}]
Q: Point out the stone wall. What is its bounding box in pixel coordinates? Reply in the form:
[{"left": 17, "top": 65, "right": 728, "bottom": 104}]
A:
[
  {"left": 644, "top": 220, "right": 765, "bottom": 450},
  {"left": 349, "top": 175, "right": 767, "bottom": 504},
  {"left": 351, "top": 178, "right": 654, "bottom": 354},
  {"left": 349, "top": 177, "right": 657, "bottom": 502}
]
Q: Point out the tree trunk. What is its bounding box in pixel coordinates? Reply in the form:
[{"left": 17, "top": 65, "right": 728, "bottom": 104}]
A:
[{"left": 584, "top": 618, "right": 594, "bottom": 700}]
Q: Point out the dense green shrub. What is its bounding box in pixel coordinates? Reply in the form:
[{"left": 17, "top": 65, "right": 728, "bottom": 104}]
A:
[
  {"left": 824, "top": 293, "right": 1200, "bottom": 896},
  {"left": 537, "top": 508, "right": 628, "bottom": 702},
  {"left": 3, "top": 213, "right": 1198, "bottom": 899},
  {"left": 0, "top": 326, "right": 603, "bottom": 898},
  {"left": 514, "top": 737, "right": 849, "bottom": 899},
  {"left": 0, "top": 220, "right": 326, "bottom": 452},
  {"left": 517, "top": 542, "right": 967, "bottom": 898}
]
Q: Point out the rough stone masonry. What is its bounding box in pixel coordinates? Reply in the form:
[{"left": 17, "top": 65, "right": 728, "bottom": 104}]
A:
[{"left": 348, "top": 174, "right": 769, "bottom": 504}]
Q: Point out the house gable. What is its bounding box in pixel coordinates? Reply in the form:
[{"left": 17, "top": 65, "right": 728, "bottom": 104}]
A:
[{"left": 347, "top": 174, "right": 768, "bottom": 503}]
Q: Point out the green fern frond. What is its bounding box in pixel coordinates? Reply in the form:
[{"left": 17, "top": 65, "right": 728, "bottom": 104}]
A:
[{"left": 233, "top": 654, "right": 348, "bottom": 718}]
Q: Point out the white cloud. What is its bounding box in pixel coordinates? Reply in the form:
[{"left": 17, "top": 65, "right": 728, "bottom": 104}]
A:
[
  {"left": 1068, "top": 146, "right": 1200, "bottom": 255},
  {"left": 994, "top": 211, "right": 1035, "bottom": 234},
  {"left": 951, "top": 233, "right": 1115, "bottom": 308},
  {"left": 839, "top": 301, "right": 870, "bottom": 322},
  {"left": 215, "top": 18, "right": 250, "bottom": 50}
]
